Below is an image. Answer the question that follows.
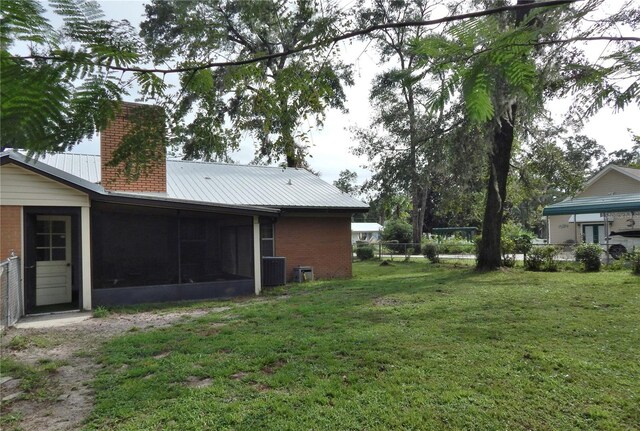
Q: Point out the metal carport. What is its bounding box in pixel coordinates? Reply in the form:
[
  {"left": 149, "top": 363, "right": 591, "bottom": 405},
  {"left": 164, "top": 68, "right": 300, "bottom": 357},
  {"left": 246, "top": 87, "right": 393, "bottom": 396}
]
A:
[
  {"left": 542, "top": 193, "right": 640, "bottom": 216},
  {"left": 542, "top": 193, "right": 640, "bottom": 260}
]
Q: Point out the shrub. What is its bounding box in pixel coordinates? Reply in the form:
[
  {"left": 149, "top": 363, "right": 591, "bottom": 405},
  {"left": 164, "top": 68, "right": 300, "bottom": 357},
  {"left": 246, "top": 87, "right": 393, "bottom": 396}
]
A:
[
  {"left": 474, "top": 235, "right": 482, "bottom": 261},
  {"left": 93, "top": 306, "right": 110, "bottom": 318},
  {"left": 575, "top": 243, "right": 603, "bottom": 272},
  {"left": 502, "top": 221, "right": 535, "bottom": 266},
  {"left": 628, "top": 250, "right": 640, "bottom": 275},
  {"left": 356, "top": 245, "right": 375, "bottom": 261},
  {"left": 404, "top": 247, "right": 415, "bottom": 261},
  {"left": 436, "top": 241, "right": 475, "bottom": 254},
  {"left": 502, "top": 254, "right": 517, "bottom": 268},
  {"left": 381, "top": 219, "right": 412, "bottom": 253},
  {"left": 525, "top": 246, "right": 560, "bottom": 272},
  {"left": 422, "top": 243, "right": 440, "bottom": 263}
]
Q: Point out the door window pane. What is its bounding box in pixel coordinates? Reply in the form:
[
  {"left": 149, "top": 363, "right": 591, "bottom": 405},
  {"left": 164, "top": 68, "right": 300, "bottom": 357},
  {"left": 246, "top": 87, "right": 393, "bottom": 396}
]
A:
[
  {"left": 37, "top": 220, "right": 50, "bottom": 234},
  {"left": 51, "top": 248, "right": 66, "bottom": 261},
  {"left": 36, "top": 248, "right": 50, "bottom": 261},
  {"left": 52, "top": 234, "right": 66, "bottom": 247},
  {"left": 52, "top": 221, "right": 65, "bottom": 233},
  {"left": 36, "top": 234, "right": 50, "bottom": 247},
  {"left": 35, "top": 217, "right": 69, "bottom": 262}
]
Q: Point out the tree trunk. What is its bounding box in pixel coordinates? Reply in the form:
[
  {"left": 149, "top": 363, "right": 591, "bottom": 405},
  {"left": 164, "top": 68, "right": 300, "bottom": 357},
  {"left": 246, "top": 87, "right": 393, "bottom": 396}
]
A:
[
  {"left": 476, "top": 0, "right": 532, "bottom": 271},
  {"left": 476, "top": 106, "right": 517, "bottom": 270},
  {"left": 282, "top": 127, "right": 297, "bottom": 168},
  {"left": 406, "top": 74, "right": 422, "bottom": 247},
  {"left": 411, "top": 187, "right": 427, "bottom": 247}
]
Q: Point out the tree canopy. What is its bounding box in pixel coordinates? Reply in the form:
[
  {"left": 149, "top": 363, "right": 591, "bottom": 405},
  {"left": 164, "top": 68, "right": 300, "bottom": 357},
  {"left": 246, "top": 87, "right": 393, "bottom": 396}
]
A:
[
  {"left": 140, "top": 0, "right": 353, "bottom": 167},
  {"left": 0, "top": 0, "right": 143, "bottom": 153},
  {"left": 410, "top": 0, "right": 639, "bottom": 269}
]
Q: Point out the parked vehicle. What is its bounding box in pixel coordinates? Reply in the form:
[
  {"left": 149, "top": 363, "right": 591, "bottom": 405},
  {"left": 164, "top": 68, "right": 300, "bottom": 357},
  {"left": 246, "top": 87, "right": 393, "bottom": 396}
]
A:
[{"left": 604, "top": 230, "right": 640, "bottom": 259}]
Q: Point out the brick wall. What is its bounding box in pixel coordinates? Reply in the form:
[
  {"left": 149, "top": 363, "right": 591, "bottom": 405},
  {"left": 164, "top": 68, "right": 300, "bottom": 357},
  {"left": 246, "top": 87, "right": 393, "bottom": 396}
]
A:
[
  {"left": 274, "top": 215, "right": 352, "bottom": 281},
  {"left": 100, "top": 102, "right": 166, "bottom": 193},
  {"left": 0, "top": 206, "right": 22, "bottom": 259}
]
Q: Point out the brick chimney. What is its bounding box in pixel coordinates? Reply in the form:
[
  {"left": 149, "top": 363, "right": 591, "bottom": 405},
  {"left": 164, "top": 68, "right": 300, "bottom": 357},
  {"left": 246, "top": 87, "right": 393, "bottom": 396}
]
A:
[{"left": 100, "top": 101, "right": 167, "bottom": 193}]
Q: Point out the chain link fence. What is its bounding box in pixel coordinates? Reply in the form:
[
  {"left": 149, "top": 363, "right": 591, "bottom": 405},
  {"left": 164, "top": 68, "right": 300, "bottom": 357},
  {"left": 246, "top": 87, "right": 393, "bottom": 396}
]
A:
[
  {"left": 1, "top": 256, "right": 22, "bottom": 330},
  {"left": 353, "top": 241, "right": 635, "bottom": 266},
  {"left": 353, "top": 241, "right": 477, "bottom": 263}
]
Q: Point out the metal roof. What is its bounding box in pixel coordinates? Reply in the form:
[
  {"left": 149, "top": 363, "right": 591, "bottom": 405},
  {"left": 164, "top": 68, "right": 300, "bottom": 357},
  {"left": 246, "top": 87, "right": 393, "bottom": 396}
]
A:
[
  {"left": 0, "top": 151, "right": 279, "bottom": 216},
  {"left": 542, "top": 193, "right": 640, "bottom": 216},
  {"left": 617, "top": 166, "right": 640, "bottom": 181},
  {"left": 29, "top": 153, "right": 368, "bottom": 210},
  {"left": 351, "top": 223, "right": 382, "bottom": 232},
  {"left": 33, "top": 152, "right": 102, "bottom": 183}
]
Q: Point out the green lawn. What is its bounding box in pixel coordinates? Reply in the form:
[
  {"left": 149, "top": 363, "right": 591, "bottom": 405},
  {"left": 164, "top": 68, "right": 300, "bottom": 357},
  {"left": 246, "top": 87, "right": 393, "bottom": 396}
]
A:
[{"left": 87, "top": 262, "right": 639, "bottom": 430}]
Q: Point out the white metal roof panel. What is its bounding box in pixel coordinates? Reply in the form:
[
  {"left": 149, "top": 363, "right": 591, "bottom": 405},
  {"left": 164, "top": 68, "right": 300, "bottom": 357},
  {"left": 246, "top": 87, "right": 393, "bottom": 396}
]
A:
[
  {"left": 33, "top": 154, "right": 368, "bottom": 210},
  {"left": 351, "top": 223, "right": 383, "bottom": 232},
  {"left": 33, "top": 153, "right": 101, "bottom": 184},
  {"left": 165, "top": 160, "right": 367, "bottom": 208}
]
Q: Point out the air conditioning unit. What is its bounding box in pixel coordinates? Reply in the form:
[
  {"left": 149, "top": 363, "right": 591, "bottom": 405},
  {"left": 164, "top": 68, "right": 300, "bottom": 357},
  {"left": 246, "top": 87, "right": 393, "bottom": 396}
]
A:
[{"left": 262, "top": 257, "right": 286, "bottom": 287}]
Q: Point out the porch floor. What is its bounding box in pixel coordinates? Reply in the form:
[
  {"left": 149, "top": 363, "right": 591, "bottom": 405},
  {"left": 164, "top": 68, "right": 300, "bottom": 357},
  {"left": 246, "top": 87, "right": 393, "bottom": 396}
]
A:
[{"left": 15, "top": 311, "right": 92, "bottom": 329}]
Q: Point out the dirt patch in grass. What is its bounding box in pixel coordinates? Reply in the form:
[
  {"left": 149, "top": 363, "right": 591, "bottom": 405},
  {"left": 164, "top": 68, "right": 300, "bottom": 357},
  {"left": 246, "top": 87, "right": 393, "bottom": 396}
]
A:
[
  {"left": 184, "top": 376, "right": 213, "bottom": 388},
  {"left": 252, "top": 382, "right": 271, "bottom": 392},
  {"left": 229, "top": 371, "right": 248, "bottom": 380},
  {"left": 261, "top": 359, "right": 286, "bottom": 375},
  {"left": 372, "top": 297, "right": 403, "bottom": 307},
  {"left": 0, "top": 307, "right": 227, "bottom": 431}
]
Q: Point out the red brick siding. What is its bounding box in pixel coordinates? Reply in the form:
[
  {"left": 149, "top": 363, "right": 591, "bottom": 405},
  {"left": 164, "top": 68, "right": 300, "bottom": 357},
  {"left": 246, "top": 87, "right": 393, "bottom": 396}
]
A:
[
  {"left": 100, "top": 102, "right": 166, "bottom": 193},
  {"left": 0, "top": 206, "right": 21, "bottom": 259},
  {"left": 274, "top": 216, "right": 352, "bottom": 281}
]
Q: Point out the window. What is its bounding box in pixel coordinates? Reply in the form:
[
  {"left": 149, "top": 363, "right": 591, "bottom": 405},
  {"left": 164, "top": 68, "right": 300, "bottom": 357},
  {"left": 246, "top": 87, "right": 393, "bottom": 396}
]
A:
[
  {"left": 260, "top": 222, "right": 274, "bottom": 257},
  {"left": 36, "top": 218, "right": 67, "bottom": 261}
]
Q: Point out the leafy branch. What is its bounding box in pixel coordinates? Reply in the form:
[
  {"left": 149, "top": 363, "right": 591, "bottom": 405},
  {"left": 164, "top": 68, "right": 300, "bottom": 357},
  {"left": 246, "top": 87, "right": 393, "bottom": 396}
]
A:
[{"left": 10, "top": 0, "right": 583, "bottom": 74}]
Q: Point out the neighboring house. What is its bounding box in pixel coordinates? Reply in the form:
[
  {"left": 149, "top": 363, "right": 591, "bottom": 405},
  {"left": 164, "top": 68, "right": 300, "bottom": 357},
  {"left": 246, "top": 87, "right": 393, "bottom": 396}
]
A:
[
  {"left": 0, "top": 102, "right": 368, "bottom": 314},
  {"left": 351, "top": 223, "right": 383, "bottom": 244},
  {"left": 543, "top": 164, "right": 640, "bottom": 255}
]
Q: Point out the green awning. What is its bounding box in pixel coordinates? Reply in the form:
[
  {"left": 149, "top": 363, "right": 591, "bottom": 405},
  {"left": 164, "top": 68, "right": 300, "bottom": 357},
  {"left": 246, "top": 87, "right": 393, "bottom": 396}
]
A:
[{"left": 542, "top": 193, "right": 640, "bottom": 216}]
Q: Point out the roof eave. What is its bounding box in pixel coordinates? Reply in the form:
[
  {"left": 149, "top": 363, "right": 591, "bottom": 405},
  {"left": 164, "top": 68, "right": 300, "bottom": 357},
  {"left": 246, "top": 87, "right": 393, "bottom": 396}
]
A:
[
  {"left": 98, "top": 193, "right": 279, "bottom": 216},
  {"left": 584, "top": 163, "right": 640, "bottom": 188},
  {"left": 273, "top": 206, "right": 370, "bottom": 213},
  {"left": 1, "top": 151, "right": 104, "bottom": 196},
  {"left": 543, "top": 200, "right": 640, "bottom": 216}
]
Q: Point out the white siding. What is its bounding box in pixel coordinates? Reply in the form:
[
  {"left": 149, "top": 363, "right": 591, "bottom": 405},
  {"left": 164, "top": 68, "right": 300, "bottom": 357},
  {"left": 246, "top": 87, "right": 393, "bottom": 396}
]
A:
[
  {"left": 0, "top": 164, "right": 89, "bottom": 207},
  {"left": 548, "top": 215, "right": 579, "bottom": 244},
  {"left": 580, "top": 170, "right": 640, "bottom": 197},
  {"left": 548, "top": 213, "right": 640, "bottom": 245}
]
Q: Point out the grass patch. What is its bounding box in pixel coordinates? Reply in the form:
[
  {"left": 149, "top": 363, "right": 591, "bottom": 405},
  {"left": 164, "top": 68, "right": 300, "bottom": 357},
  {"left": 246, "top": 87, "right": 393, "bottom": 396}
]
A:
[
  {"left": 0, "top": 411, "right": 23, "bottom": 430},
  {"left": 6, "top": 334, "right": 59, "bottom": 351},
  {"left": 86, "top": 262, "right": 640, "bottom": 430},
  {"left": 0, "top": 357, "right": 66, "bottom": 403},
  {"left": 97, "top": 297, "right": 238, "bottom": 316},
  {"left": 92, "top": 306, "right": 110, "bottom": 318}
]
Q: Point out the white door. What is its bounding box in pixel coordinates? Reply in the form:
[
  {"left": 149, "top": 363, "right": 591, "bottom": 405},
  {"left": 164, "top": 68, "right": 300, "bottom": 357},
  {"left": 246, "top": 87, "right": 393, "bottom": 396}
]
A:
[
  {"left": 35, "top": 216, "right": 72, "bottom": 306},
  {"left": 584, "top": 224, "right": 604, "bottom": 244}
]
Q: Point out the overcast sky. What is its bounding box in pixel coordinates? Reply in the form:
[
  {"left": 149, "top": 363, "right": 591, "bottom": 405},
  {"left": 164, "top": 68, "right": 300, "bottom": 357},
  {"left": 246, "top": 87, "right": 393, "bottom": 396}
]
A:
[{"left": 67, "top": 0, "right": 640, "bottom": 184}]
